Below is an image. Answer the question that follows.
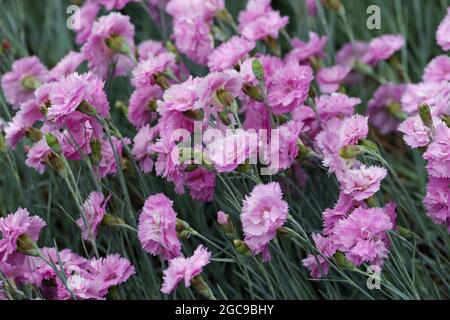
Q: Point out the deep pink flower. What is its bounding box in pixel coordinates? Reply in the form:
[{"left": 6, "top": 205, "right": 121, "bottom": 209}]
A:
[
  {"left": 207, "top": 36, "right": 255, "bottom": 72},
  {"left": 138, "top": 193, "right": 181, "bottom": 260},
  {"left": 285, "top": 32, "right": 327, "bottom": 64},
  {"left": 423, "top": 55, "right": 450, "bottom": 82},
  {"left": 267, "top": 62, "right": 313, "bottom": 114},
  {"left": 132, "top": 124, "right": 159, "bottom": 173},
  {"left": 367, "top": 83, "right": 406, "bottom": 134},
  {"left": 25, "top": 139, "right": 53, "bottom": 174},
  {"left": 242, "top": 99, "right": 271, "bottom": 131},
  {"left": 81, "top": 12, "right": 135, "bottom": 79},
  {"left": 423, "top": 123, "right": 450, "bottom": 178},
  {"left": 161, "top": 245, "right": 211, "bottom": 294},
  {"left": 128, "top": 85, "right": 162, "bottom": 129},
  {"left": 217, "top": 211, "right": 229, "bottom": 225},
  {"left": 137, "top": 40, "right": 166, "bottom": 61},
  {"left": 48, "top": 51, "right": 85, "bottom": 82},
  {"left": 332, "top": 207, "right": 393, "bottom": 266},
  {"left": 340, "top": 165, "right": 387, "bottom": 201},
  {"left": 316, "top": 65, "right": 351, "bottom": 93},
  {"left": 75, "top": 2, "right": 101, "bottom": 45},
  {"left": 76, "top": 192, "right": 110, "bottom": 240},
  {"left": 0, "top": 208, "right": 46, "bottom": 262},
  {"left": 362, "top": 34, "right": 405, "bottom": 65},
  {"left": 132, "top": 52, "right": 177, "bottom": 89},
  {"left": 241, "top": 182, "right": 289, "bottom": 261},
  {"left": 269, "top": 120, "right": 303, "bottom": 170},
  {"left": 436, "top": 7, "right": 450, "bottom": 51},
  {"left": 97, "top": 0, "right": 138, "bottom": 10},
  {"left": 1, "top": 56, "right": 48, "bottom": 108},
  {"left": 238, "top": 0, "right": 289, "bottom": 41},
  {"left": 424, "top": 177, "right": 450, "bottom": 231},
  {"left": 183, "top": 167, "right": 216, "bottom": 202},
  {"left": 95, "top": 136, "right": 130, "bottom": 179},
  {"left": 322, "top": 193, "right": 362, "bottom": 235},
  {"left": 47, "top": 72, "right": 109, "bottom": 126},
  {"left": 302, "top": 233, "right": 337, "bottom": 278}
]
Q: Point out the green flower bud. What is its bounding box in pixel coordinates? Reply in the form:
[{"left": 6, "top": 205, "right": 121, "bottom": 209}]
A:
[
  {"left": 418, "top": 103, "right": 434, "bottom": 132},
  {"left": 21, "top": 76, "right": 41, "bottom": 90},
  {"left": 45, "top": 132, "right": 61, "bottom": 154},
  {"left": 105, "top": 35, "right": 131, "bottom": 55},
  {"left": 90, "top": 139, "right": 102, "bottom": 164},
  {"left": 333, "top": 251, "right": 354, "bottom": 269},
  {"left": 233, "top": 239, "right": 252, "bottom": 257},
  {"left": 339, "top": 145, "right": 362, "bottom": 159},
  {"left": 102, "top": 214, "right": 125, "bottom": 227},
  {"left": 242, "top": 84, "right": 264, "bottom": 102},
  {"left": 252, "top": 59, "right": 264, "bottom": 81},
  {"left": 77, "top": 100, "right": 98, "bottom": 116},
  {"left": 16, "top": 234, "right": 40, "bottom": 257}
]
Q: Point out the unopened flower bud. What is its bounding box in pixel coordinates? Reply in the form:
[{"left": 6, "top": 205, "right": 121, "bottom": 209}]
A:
[
  {"left": 165, "top": 40, "right": 180, "bottom": 63},
  {"left": 90, "top": 139, "right": 102, "bottom": 164},
  {"left": 26, "top": 128, "right": 42, "bottom": 142},
  {"left": 153, "top": 73, "right": 171, "bottom": 90},
  {"left": 191, "top": 275, "right": 216, "bottom": 300},
  {"left": 77, "top": 100, "right": 98, "bottom": 116},
  {"left": 0, "top": 134, "right": 6, "bottom": 153},
  {"left": 47, "top": 153, "right": 66, "bottom": 176},
  {"left": 176, "top": 219, "right": 190, "bottom": 233},
  {"left": 359, "top": 139, "right": 379, "bottom": 154},
  {"left": 16, "top": 234, "right": 40, "bottom": 257},
  {"left": 106, "top": 35, "right": 131, "bottom": 55},
  {"left": 339, "top": 145, "right": 362, "bottom": 159},
  {"left": 418, "top": 103, "right": 434, "bottom": 132},
  {"left": 45, "top": 133, "right": 61, "bottom": 154},
  {"left": 252, "top": 59, "right": 264, "bottom": 81},
  {"left": 21, "top": 76, "right": 41, "bottom": 90},
  {"left": 242, "top": 84, "right": 264, "bottom": 102},
  {"left": 183, "top": 109, "right": 204, "bottom": 121},
  {"left": 215, "top": 88, "right": 235, "bottom": 108},
  {"left": 333, "top": 251, "right": 354, "bottom": 269},
  {"left": 233, "top": 239, "right": 252, "bottom": 256},
  {"left": 102, "top": 214, "right": 125, "bottom": 226}
]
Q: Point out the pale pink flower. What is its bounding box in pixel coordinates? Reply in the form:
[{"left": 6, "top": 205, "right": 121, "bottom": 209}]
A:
[
  {"left": 423, "top": 55, "right": 450, "bottom": 82},
  {"left": 95, "top": 136, "right": 130, "bottom": 179},
  {"left": 424, "top": 177, "right": 450, "bottom": 231},
  {"left": 340, "top": 165, "right": 387, "bottom": 201},
  {"left": 316, "top": 93, "right": 361, "bottom": 122},
  {"left": 363, "top": 34, "right": 405, "bottom": 65},
  {"left": 400, "top": 81, "right": 450, "bottom": 115},
  {"left": 207, "top": 36, "right": 255, "bottom": 72},
  {"left": 132, "top": 124, "right": 160, "bottom": 173},
  {"left": 338, "top": 114, "right": 369, "bottom": 147},
  {"left": 47, "top": 72, "right": 109, "bottom": 126},
  {"left": 336, "top": 41, "right": 368, "bottom": 67},
  {"left": 161, "top": 245, "right": 211, "bottom": 294},
  {"left": 436, "top": 7, "right": 450, "bottom": 51},
  {"left": 267, "top": 62, "right": 313, "bottom": 114},
  {"left": 241, "top": 182, "right": 289, "bottom": 261},
  {"left": 398, "top": 115, "right": 432, "bottom": 148},
  {"left": 302, "top": 233, "right": 337, "bottom": 278},
  {"left": 76, "top": 192, "right": 111, "bottom": 240},
  {"left": 217, "top": 211, "right": 229, "bottom": 225},
  {"left": 138, "top": 193, "right": 181, "bottom": 260},
  {"left": 285, "top": 32, "right": 327, "bottom": 64},
  {"left": 423, "top": 123, "right": 450, "bottom": 178},
  {"left": 239, "top": 58, "right": 259, "bottom": 86},
  {"left": 238, "top": 0, "right": 289, "bottom": 41},
  {"left": 316, "top": 65, "right": 351, "bottom": 93},
  {"left": 1, "top": 56, "right": 48, "bottom": 108},
  {"left": 367, "top": 83, "right": 406, "bottom": 134},
  {"left": 197, "top": 70, "right": 243, "bottom": 109},
  {"left": 242, "top": 99, "right": 271, "bottom": 131},
  {"left": 131, "top": 52, "right": 177, "bottom": 89},
  {"left": 171, "top": 17, "right": 214, "bottom": 65},
  {"left": 128, "top": 85, "right": 162, "bottom": 129},
  {"left": 332, "top": 207, "right": 393, "bottom": 265},
  {"left": 271, "top": 120, "right": 303, "bottom": 170},
  {"left": 322, "top": 193, "right": 362, "bottom": 235},
  {"left": 184, "top": 167, "right": 216, "bottom": 202},
  {"left": 166, "top": 0, "right": 224, "bottom": 21},
  {"left": 48, "top": 51, "right": 85, "bottom": 81},
  {"left": 0, "top": 208, "right": 46, "bottom": 262},
  {"left": 81, "top": 12, "right": 135, "bottom": 79},
  {"left": 157, "top": 77, "right": 201, "bottom": 115},
  {"left": 59, "top": 274, "right": 104, "bottom": 300},
  {"left": 25, "top": 139, "right": 53, "bottom": 174},
  {"left": 137, "top": 40, "right": 166, "bottom": 61},
  {"left": 75, "top": 2, "right": 101, "bottom": 45},
  {"left": 88, "top": 254, "right": 135, "bottom": 293}
]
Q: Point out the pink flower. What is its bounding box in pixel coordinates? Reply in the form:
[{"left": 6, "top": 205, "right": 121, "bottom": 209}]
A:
[
  {"left": 398, "top": 115, "right": 432, "bottom": 148},
  {"left": 207, "top": 36, "right": 255, "bottom": 72},
  {"left": 184, "top": 167, "right": 216, "bottom": 202},
  {"left": 0, "top": 208, "right": 46, "bottom": 262},
  {"left": 436, "top": 7, "right": 450, "bottom": 51},
  {"left": 332, "top": 207, "right": 393, "bottom": 266},
  {"left": 197, "top": 70, "right": 243, "bottom": 109},
  {"left": 362, "top": 34, "right": 405, "bottom": 65},
  {"left": 322, "top": 193, "right": 362, "bottom": 235},
  {"left": 302, "top": 233, "right": 337, "bottom": 278},
  {"left": 238, "top": 0, "right": 289, "bottom": 41},
  {"left": 166, "top": 0, "right": 224, "bottom": 21},
  {"left": 161, "top": 245, "right": 211, "bottom": 294},
  {"left": 47, "top": 72, "right": 109, "bottom": 126},
  {"left": 97, "top": 0, "right": 138, "bottom": 10},
  {"left": 340, "top": 165, "right": 387, "bottom": 201},
  {"left": 400, "top": 81, "right": 450, "bottom": 115},
  {"left": 157, "top": 77, "right": 200, "bottom": 115},
  {"left": 75, "top": 2, "right": 101, "bottom": 45},
  {"left": 81, "top": 12, "right": 135, "bottom": 79},
  {"left": 217, "top": 211, "right": 229, "bottom": 225},
  {"left": 242, "top": 99, "right": 271, "bottom": 131},
  {"left": 132, "top": 124, "right": 160, "bottom": 173},
  {"left": 60, "top": 274, "right": 104, "bottom": 300},
  {"left": 423, "top": 123, "right": 450, "bottom": 178},
  {"left": 239, "top": 58, "right": 259, "bottom": 86},
  {"left": 267, "top": 62, "right": 313, "bottom": 114},
  {"left": 128, "top": 86, "right": 162, "bottom": 129},
  {"left": 88, "top": 254, "right": 135, "bottom": 292},
  {"left": 25, "top": 139, "right": 53, "bottom": 174},
  {"left": 48, "top": 51, "right": 85, "bottom": 81},
  {"left": 171, "top": 17, "right": 214, "bottom": 65},
  {"left": 285, "top": 32, "right": 327, "bottom": 64},
  {"left": 76, "top": 192, "right": 111, "bottom": 240},
  {"left": 305, "top": 0, "right": 318, "bottom": 16},
  {"left": 241, "top": 182, "right": 289, "bottom": 261},
  {"left": 367, "top": 83, "right": 406, "bottom": 134},
  {"left": 336, "top": 41, "right": 368, "bottom": 67},
  {"left": 137, "top": 40, "right": 166, "bottom": 61},
  {"left": 338, "top": 114, "right": 369, "bottom": 147},
  {"left": 138, "top": 193, "right": 181, "bottom": 260},
  {"left": 423, "top": 55, "right": 450, "bottom": 82},
  {"left": 132, "top": 52, "right": 177, "bottom": 89},
  {"left": 270, "top": 120, "right": 303, "bottom": 170},
  {"left": 424, "top": 177, "right": 450, "bottom": 231},
  {"left": 4, "top": 99, "right": 44, "bottom": 149},
  {"left": 206, "top": 129, "right": 258, "bottom": 172},
  {"left": 1, "top": 56, "right": 48, "bottom": 108},
  {"left": 95, "top": 137, "right": 130, "bottom": 179},
  {"left": 316, "top": 64, "right": 351, "bottom": 93},
  {"left": 316, "top": 93, "right": 361, "bottom": 121}
]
